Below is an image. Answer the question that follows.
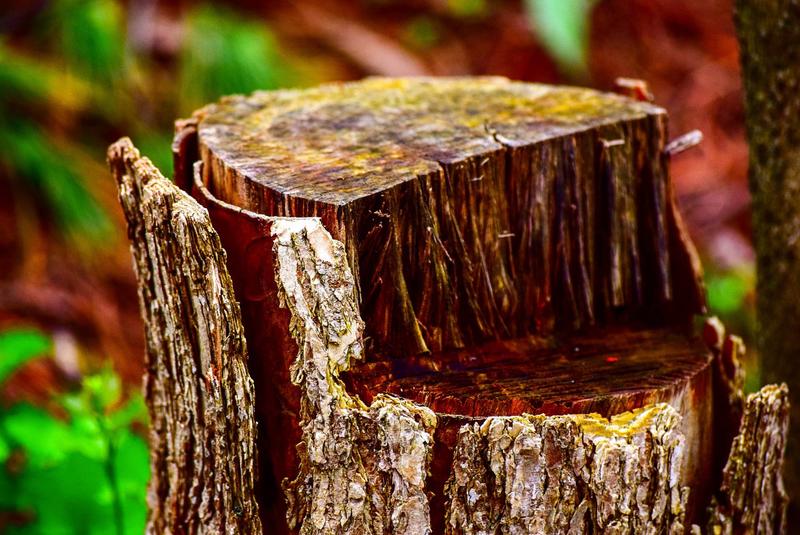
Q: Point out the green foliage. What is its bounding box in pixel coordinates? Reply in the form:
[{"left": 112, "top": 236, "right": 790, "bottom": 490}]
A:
[
  {"left": 524, "top": 0, "right": 597, "bottom": 78},
  {"left": 405, "top": 17, "right": 442, "bottom": 49},
  {"left": 708, "top": 272, "right": 749, "bottom": 315},
  {"left": 705, "top": 264, "right": 759, "bottom": 392},
  {"left": 446, "top": 0, "right": 488, "bottom": 18},
  {"left": 2, "top": 1, "right": 303, "bottom": 253},
  {"left": 54, "top": 0, "right": 126, "bottom": 85},
  {"left": 0, "top": 329, "right": 51, "bottom": 385},
  {"left": 705, "top": 264, "right": 755, "bottom": 333},
  {"left": 0, "top": 115, "right": 114, "bottom": 244},
  {"left": 179, "top": 5, "right": 298, "bottom": 114},
  {"left": 0, "top": 331, "right": 149, "bottom": 535}
]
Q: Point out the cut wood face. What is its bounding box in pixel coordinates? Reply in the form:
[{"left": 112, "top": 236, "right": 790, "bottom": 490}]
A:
[
  {"left": 196, "top": 77, "right": 663, "bottom": 204},
  {"left": 344, "top": 326, "right": 711, "bottom": 418},
  {"left": 194, "top": 76, "right": 706, "bottom": 362}
]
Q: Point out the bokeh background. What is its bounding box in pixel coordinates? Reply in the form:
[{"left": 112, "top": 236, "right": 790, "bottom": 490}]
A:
[{"left": 0, "top": 0, "right": 753, "bottom": 533}]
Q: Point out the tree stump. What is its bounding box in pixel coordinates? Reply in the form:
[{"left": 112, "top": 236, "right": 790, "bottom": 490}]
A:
[{"left": 111, "top": 77, "right": 789, "bottom": 534}]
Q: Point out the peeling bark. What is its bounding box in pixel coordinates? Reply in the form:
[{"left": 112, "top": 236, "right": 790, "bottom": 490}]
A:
[
  {"left": 444, "top": 404, "right": 689, "bottom": 534},
  {"left": 271, "top": 217, "right": 437, "bottom": 534},
  {"left": 108, "top": 138, "right": 261, "bottom": 534},
  {"left": 707, "top": 384, "right": 789, "bottom": 535}
]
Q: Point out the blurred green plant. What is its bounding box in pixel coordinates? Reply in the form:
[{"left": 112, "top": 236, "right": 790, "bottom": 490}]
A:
[
  {"left": 524, "top": 0, "right": 598, "bottom": 78},
  {"left": 0, "top": 1, "right": 303, "bottom": 252},
  {"left": 446, "top": 0, "right": 488, "bottom": 18},
  {"left": 404, "top": 16, "right": 442, "bottom": 50},
  {"left": 179, "top": 5, "right": 300, "bottom": 115},
  {"left": 0, "top": 329, "right": 149, "bottom": 535},
  {"left": 0, "top": 330, "right": 52, "bottom": 385},
  {"left": 705, "top": 263, "right": 759, "bottom": 391}
]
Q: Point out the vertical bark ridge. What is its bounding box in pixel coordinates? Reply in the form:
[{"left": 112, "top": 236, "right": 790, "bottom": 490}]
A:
[
  {"left": 273, "top": 217, "right": 438, "bottom": 534},
  {"left": 444, "top": 404, "right": 689, "bottom": 534},
  {"left": 707, "top": 384, "right": 789, "bottom": 535},
  {"left": 107, "top": 138, "right": 262, "bottom": 534}
]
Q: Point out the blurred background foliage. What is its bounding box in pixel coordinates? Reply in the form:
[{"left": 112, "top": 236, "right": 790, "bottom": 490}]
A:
[
  {"left": 0, "top": 0, "right": 751, "bottom": 531},
  {"left": 0, "top": 329, "right": 148, "bottom": 534}
]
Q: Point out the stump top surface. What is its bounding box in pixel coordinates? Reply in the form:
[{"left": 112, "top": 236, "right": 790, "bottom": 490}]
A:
[
  {"left": 196, "top": 77, "right": 664, "bottom": 205},
  {"left": 345, "top": 326, "right": 711, "bottom": 418}
]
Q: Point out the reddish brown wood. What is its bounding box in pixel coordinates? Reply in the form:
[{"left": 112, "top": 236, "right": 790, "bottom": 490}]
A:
[
  {"left": 193, "top": 78, "right": 706, "bottom": 362},
  {"left": 171, "top": 77, "right": 720, "bottom": 533},
  {"left": 343, "top": 325, "right": 714, "bottom": 533},
  {"left": 191, "top": 164, "right": 714, "bottom": 533}
]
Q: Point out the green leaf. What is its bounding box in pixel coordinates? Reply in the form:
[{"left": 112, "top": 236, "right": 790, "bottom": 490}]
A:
[
  {"left": 525, "top": 0, "right": 597, "bottom": 77},
  {"left": 2, "top": 404, "right": 72, "bottom": 467},
  {"left": 707, "top": 273, "right": 748, "bottom": 315},
  {"left": 0, "top": 329, "right": 51, "bottom": 385},
  {"left": 113, "top": 430, "right": 149, "bottom": 535},
  {"left": 107, "top": 394, "right": 147, "bottom": 431},
  {"left": 83, "top": 369, "right": 122, "bottom": 412},
  {"left": 1, "top": 363, "right": 149, "bottom": 534},
  {"left": 6, "top": 452, "right": 116, "bottom": 535}
]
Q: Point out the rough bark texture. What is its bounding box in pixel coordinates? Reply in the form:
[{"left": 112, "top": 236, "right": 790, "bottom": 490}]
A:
[
  {"left": 118, "top": 77, "right": 793, "bottom": 534},
  {"left": 734, "top": 0, "right": 800, "bottom": 508},
  {"left": 703, "top": 317, "right": 746, "bottom": 483},
  {"left": 444, "top": 404, "right": 689, "bottom": 534},
  {"left": 108, "top": 138, "right": 262, "bottom": 534},
  {"left": 268, "top": 216, "right": 438, "bottom": 534},
  {"left": 707, "top": 384, "right": 790, "bottom": 535},
  {"left": 191, "top": 148, "right": 716, "bottom": 533}
]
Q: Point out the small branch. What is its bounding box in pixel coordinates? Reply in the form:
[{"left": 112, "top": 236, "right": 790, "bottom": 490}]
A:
[{"left": 665, "top": 130, "right": 703, "bottom": 156}]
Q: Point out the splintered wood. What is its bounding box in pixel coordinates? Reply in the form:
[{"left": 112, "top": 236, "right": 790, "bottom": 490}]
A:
[
  {"left": 194, "top": 77, "right": 705, "bottom": 359},
  {"left": 108, "top": 138, "right": 261, "bottom": 534},
  {"left": 267, "top": 214, "right": 691, "bottom": 535},
  {"left": 708, "top": 384, "right": 789, "bottom": 535},
  {"left": 273, "top": 218, "right": 437, "bottom": 534}
]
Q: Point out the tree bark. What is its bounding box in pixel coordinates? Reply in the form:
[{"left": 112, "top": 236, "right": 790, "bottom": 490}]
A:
[
  {"left": 445, "top": 404, "right": 690, "bottom": 534},
  {"left": 108, "top": 139, "right": 262, "bottom": 534},
  {"left": 734, "top": 0, "right": 800, "bottom": 516},
  {"left": 112, "top": 77, "right": 791, "bottom": 534},
  {"left": 708, "top": 384, "right": 789, "bottom": 534}
]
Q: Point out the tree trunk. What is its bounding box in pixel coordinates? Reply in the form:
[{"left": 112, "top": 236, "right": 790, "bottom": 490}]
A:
[
  {"left": 112, "top": 77, "right": 789, "bottom": 534},
  {"left": 734, "top": 0, "right": 800, "bottom": 519}
]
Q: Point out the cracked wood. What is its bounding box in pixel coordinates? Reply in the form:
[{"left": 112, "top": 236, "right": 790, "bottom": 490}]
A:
[{"left": 108, "top": 138, "right": 261, "bottom": 534}]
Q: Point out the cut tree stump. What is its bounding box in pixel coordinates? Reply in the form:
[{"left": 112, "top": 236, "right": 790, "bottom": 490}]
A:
[{"left": 111, "top": 77, "right": 789, "bottom": 534}]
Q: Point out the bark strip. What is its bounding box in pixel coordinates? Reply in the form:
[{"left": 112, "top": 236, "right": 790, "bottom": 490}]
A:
[
  {"left": 707, "top": 384, "right": 789, "bottom": 535},
  {"left": 108, "top": 138, "right": 262, "bottom": 534},
  {"left": 273, "top": 217, "right": 437, "bottom": 534},
  {"left": 444, "top": 404, "right": 689, "bottom": 534}
]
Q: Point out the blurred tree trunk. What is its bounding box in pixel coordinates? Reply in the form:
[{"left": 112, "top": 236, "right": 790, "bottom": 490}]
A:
[{"left": 734, "top": 0, "right": 800, "bottom": 518}]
